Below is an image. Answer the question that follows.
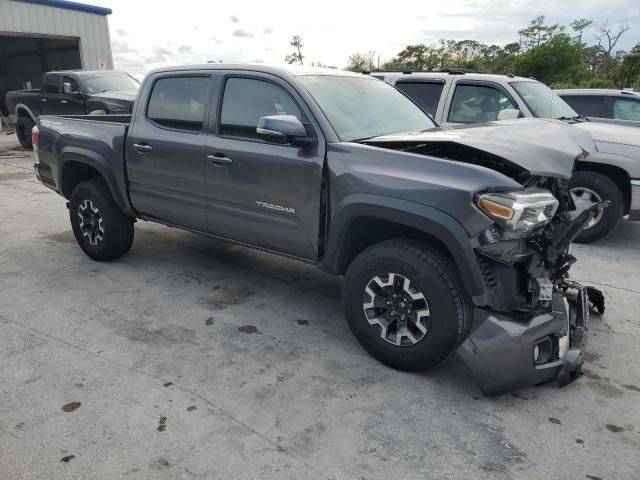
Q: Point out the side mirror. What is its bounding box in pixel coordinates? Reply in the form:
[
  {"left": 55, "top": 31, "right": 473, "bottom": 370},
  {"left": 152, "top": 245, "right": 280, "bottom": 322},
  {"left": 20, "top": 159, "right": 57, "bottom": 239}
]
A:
[
  {"left": 497, "top": 108, "right": 522, "bottom": 121},
  {"left": 257, "top": 115, "right": 314, "bottom": 146}
]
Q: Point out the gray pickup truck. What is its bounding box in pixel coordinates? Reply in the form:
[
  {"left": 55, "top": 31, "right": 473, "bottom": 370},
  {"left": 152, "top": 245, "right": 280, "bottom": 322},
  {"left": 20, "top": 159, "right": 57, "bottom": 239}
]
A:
[
  {"left": 33, "top": 64, "right": 603, "bottom": 394},
  {"left": 376, "top": 72, "right": 640, "bottom": 243}
]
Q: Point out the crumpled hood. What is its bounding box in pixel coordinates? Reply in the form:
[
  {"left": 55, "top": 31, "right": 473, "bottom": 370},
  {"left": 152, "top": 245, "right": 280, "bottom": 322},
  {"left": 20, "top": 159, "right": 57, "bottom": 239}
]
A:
[
  {"left": 572, "top": 121, "right": 640, "bottom": 147},
  {"left": 89, "top": 90, "right": 137, "bottom": 103},
  {"left": 364, "top": 118, "right": 596, "bottom": 180}
]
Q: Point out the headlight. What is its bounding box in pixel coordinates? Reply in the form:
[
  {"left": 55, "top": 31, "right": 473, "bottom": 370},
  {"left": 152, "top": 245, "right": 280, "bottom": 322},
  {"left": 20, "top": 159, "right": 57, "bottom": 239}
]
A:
[{"left": 477, "top": 188, "right": 559, "bottom": 233}]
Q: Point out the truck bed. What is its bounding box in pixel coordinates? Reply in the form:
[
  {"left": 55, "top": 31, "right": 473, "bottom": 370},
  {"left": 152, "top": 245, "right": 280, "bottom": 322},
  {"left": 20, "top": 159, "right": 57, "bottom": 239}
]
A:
[{"left": 36, "top": 114, "right": 132, "bottom": 213}]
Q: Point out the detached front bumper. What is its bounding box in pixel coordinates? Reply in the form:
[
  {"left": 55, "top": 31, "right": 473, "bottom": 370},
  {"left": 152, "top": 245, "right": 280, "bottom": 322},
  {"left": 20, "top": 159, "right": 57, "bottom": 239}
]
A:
[
  {"left": 629, "top": 179, "right": 640, "bottom": 221},
  {"left": 457, "top": 283, "right": 589, "bottom": 395}
]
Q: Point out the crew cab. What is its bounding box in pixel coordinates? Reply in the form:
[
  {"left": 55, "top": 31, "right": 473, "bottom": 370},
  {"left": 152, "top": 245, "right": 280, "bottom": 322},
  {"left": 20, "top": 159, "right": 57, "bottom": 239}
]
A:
[
  {"left": 555, "top": 89, "right": 640, "bottom": 127},
  {"left": 6, "top": 69, "right": 139, "bottom": 149},
  {"left": 376, "top": 71, "right": 640, "bottom": 243},
  {"left": 33, "top": 64, "right": 603, "bottom": 394}
]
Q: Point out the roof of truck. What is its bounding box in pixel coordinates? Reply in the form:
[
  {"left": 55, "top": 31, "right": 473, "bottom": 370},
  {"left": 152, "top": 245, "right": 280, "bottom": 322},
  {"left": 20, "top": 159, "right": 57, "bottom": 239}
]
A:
[
  {"left": 147, "top": 63, "right": 365, "bottom": 78},
  {"left": 374, "top": 71, "right": 535, "bottom": 83},
  {"left": 554, "top": 88, "right": 640, "bottom": 97}
]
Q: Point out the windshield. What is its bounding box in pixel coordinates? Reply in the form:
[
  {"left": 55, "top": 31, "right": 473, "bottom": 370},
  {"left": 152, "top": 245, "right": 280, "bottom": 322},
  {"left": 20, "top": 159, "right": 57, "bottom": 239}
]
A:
[
  {"left": 298, "top": 75, "right": 436, "bottom": 141},
  {"left": 511, "top": 81, "right": 577, "bottom": 119},
  {"left": 79, "top": 72, "right": 140, "bottom": 94}
]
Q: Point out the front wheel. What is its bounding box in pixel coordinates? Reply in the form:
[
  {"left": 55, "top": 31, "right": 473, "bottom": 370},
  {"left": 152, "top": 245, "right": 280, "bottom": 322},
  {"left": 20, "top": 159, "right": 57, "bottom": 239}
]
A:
[
  {"left": 570, "top": 171, "right": 623, "bottom": 244},
  {"left": 343, "top": 239, "right": 472, "bottom": 371},
  {"left": 69, "top": 178, "right": 134, "bottom": 261}
]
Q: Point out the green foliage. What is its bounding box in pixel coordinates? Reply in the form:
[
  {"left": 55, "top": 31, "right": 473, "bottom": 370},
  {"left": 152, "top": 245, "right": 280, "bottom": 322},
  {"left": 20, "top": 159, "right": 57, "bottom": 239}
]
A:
[
  {"left": 512, "top": 34, "right": 585, "bottom": 84},
  {"left": 344, "top": 16, "right": 638, "bottom": 90}
]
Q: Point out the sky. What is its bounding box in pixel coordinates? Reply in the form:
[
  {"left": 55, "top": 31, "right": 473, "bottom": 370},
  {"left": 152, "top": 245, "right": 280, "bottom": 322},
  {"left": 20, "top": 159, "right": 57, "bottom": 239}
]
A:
[{"left": 88, "top": 0, "right": 640, "bottom": 77}]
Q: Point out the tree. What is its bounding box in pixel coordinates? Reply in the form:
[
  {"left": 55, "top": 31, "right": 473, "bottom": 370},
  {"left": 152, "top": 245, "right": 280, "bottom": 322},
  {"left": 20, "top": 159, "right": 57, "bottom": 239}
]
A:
[
  {"left": 513, "top": 33, "right": 585, "bottom": 84},
  {"left": 518, "top": 16, "right": 563, "bottom": 51},
  {"left": 345, "top": 51, "right": 377, "bottom": 72},
  {"left": 594, "top": 21, "right": 630, "bottom": 57},
  {"left": 571, "top": 18, "right": 593, "bottom": 44},
  {"left": 284, "top": 36, "right": 304, "bottom": 66},
  {"left": 613, "top": 43, "right": 640, "bottom": 89}
]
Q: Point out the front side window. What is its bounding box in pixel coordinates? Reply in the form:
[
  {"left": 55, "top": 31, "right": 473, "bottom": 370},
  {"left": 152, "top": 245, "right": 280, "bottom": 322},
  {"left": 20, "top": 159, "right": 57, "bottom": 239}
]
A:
[
  {"left": 395, "top": 82, "right": 444, "bottom": 116},
  {"left": 220, "top": 78, "right": 303, "bottom": 139},
  {"left": 147, "top": 76, "right": 210, "bottom": 132},
  {"left": 44, "top": 74, "right": 61, "bottom": 94},
  {"left": 511, "top": 81, "right": 577, "bottom": 119},
  {"left": 560, "top": 95, "right": 606, "bottom": 118},
  {"left": 62, "top": 75, "right": 81, "bottom": 94},
  {"left": 448, "top": 84, "right": 516, "bottom": 123},
  {"left": 298, "top": 75, "right": 435, "bottom": 141},
  {"left": 612, "top": 98, "right": 640, "bottom": 121}
]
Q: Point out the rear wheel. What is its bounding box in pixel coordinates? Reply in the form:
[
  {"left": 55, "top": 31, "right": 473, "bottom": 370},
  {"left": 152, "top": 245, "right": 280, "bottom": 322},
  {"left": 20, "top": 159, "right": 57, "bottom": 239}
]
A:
[
  {"left": 69, "top": 178, "right": 134, "bottom": 261},
  {"left": 16, "top": 115, "right": 34, "bottom": 149},
  {"left": 570, "top": 171, "right": 623, "bottom": 243},
  {"left": 343, "top": 239, "right": 472, "bottom": 371}
]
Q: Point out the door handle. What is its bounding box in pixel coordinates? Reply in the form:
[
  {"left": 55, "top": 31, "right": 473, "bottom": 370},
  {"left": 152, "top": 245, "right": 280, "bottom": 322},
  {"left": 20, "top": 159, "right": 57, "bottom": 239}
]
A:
[
  {"left": 60, "top": 100, "right": 68, "bottom": 104},
  {"left": 206, "top": 154, "right": 233, "bottom": 166},
  {"left": 133, "top": 143, "right": 153, "bottom": 154},
  {"left": 40, "top": 98, "right": 47, "bottom": 102}
]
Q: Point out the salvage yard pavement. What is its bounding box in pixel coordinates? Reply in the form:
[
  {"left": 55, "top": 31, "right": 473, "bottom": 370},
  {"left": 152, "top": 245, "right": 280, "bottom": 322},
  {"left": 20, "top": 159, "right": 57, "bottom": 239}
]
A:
[{"left": 1, "top": 134, "right": 639, "bottom": 479}]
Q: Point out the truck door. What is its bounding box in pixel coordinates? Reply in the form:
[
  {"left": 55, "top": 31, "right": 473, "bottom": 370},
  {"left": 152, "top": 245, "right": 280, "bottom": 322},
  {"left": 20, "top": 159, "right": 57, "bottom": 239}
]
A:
[
  {"left": 204, "top": 73, "right": 326, "bottom": 260},
  {"left": 442, "top": 80, "right": 519, "bottom": 125},
  {"left": 125, "top": 73, "right": 213, "bottom": 231},
  {"left": 40, "top": 73, "right": 62, "bottom": 115},
  {"left": 59, "top": 75, "right": 86, "bottom": 114}
]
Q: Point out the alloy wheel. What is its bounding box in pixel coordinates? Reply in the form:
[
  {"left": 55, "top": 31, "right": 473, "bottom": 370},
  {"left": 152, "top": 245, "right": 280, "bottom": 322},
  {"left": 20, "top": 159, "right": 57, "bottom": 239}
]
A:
[
  {"left": 78, "top": 199, "right": 105, "bottom": 246},
  {"left": 570, "top": 187, "right": 603, "bottom": 230},
  {"left": 362, "top": 272, "right": 430, "bottom": 346}
]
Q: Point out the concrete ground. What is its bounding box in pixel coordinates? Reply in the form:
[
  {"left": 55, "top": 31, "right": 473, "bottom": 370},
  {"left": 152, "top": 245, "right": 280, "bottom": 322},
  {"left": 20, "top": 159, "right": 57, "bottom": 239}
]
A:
[{"left": 0, "top": 133, "right": 639, "bottom": 480}]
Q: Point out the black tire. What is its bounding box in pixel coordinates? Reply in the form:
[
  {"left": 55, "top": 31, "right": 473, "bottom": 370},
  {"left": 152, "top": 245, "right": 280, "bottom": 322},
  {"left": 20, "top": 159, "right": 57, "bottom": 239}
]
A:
[
  {"left": 570, "top": 171, "right": 624, "bottom": 244},
  {"left": 69, "top": 178, "right": 134, "bottom": 261},
  {"left": 343, "top": 238, "right": 472, "bottom": 372},
  {"left": 16, "top": 115, "right": 34, "bottom": 149}
]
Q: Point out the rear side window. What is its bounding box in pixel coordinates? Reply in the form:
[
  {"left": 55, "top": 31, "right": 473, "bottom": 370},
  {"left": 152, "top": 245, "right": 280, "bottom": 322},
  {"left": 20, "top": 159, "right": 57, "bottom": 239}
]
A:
[
  {"left": 147, "top": 76, "right": 210, "bottom": 132},
  {"left": 220, "top": 77, "right": 303, "bottom": 139},
  {"left": 44, "top": 74, "right": 61, "bottom": 94},
  {"left": 612, "top": 98, "right": 640, "bottom": 121},
  {"left": 561, "top": 95, "right": 606, "bottom": 118},
  {"left": 395, "top": 82, "right": 444, "bottom": 116},
  {"left": 448, "top": 84, "right": 516, "bottom": 123}
]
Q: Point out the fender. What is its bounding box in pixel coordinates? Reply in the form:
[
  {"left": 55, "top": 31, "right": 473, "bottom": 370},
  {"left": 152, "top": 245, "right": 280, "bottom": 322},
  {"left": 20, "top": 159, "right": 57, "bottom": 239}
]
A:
[
  {"left": 321, "top": 194, "right": 485, "bottom": 296},
  {"left": 15, "top": 104, "right": 37, "bottom": 123},
  {"left": 58, "top": 146, "right": 136, "bottom": 216},
  {"left": 578, "top": 151, "right": 640, "bottom": 179}
]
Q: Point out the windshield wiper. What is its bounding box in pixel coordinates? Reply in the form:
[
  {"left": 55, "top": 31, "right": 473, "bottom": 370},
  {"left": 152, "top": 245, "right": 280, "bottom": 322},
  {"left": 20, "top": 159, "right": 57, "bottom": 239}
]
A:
[
  {"left": 350, "top": 135, "right": 378, "bottom": 143},
  {"left": 557, "top": 115, "right": 589, "bottom": 122}
]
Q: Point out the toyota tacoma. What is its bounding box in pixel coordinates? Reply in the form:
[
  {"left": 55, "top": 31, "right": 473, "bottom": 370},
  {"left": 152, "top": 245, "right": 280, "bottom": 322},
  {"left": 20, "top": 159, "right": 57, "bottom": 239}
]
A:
[{"left": 33, "top": 65, "right": 603, "bottom": 394}]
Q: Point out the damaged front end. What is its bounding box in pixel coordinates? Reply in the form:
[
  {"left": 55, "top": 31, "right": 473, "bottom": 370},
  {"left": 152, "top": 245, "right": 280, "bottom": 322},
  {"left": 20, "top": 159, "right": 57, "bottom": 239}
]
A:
[{"left": 459, "top": 176, "right": 605, "bottom": 394}]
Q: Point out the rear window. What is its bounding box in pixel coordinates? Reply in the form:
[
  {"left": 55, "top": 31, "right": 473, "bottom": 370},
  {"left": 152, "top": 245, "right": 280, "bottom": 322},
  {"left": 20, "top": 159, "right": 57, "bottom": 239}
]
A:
[
  {"left": 612, "top": 97, "right": 640, "bottom": 121},
  {"left": 44, "top": 74, "right": 61, "bottom": 94},
  {"left": 395, "top": 82, "right": 444, "bottom": 116},
  {"left": 560, "top": 95, "right": 606, "bottom": 118},
  {"left": 147, "top": 76, "right": 210, "bottom": 131}
]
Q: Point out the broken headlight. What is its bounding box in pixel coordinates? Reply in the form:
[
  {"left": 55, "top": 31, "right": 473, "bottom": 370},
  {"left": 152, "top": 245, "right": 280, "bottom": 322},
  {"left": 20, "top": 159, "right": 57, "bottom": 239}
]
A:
[{"left": 477, "top": 188, "right": 559, "bottom": 233}]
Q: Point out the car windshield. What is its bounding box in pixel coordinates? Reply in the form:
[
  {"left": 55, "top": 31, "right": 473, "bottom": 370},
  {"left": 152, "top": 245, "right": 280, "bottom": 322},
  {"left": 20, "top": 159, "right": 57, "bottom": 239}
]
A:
[
  {"left": 511, "top": 81, "right": 577, "bottom": 119},
  {"left": 79, "top": 72, "right": 140, "bottom": 94},
  {"left": 298, "top": 75, "right": 436, "bottom": 142}
]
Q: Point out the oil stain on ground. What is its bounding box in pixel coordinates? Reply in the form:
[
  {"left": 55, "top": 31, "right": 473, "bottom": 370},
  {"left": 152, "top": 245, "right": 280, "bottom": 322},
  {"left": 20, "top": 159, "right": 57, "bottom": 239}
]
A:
[
  {"left": 60, "top": 455, "right": 75, "bottom": 463},
  {"left": 238, "top": 325, "right": 259, "bottom": 334},
  {"left": 200, "top": 285, "right": 254, "bottom": 311},
  {"left": 157, "top": 416, "right": 167, "bottom": 432},
  {"left": 61, "top": 402, "right": 81, "bottom": 412},
  {"left": 605, "top": 424, "right": 625, "bottom": 433}
]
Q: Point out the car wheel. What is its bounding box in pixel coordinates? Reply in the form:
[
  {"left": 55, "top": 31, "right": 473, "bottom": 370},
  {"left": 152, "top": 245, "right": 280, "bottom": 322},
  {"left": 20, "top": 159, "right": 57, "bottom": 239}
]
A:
[
  {"left": 69, "top": 178, "right": 134, "bottom": 261},
  {"left": 570, "top": 171, "right": 623, "bottom": 244},
  {"left": 343, "top": 238, "right": 472, "bottom": 371},
  {"left": 16, "top": 116, "right": 35, "bottom": 149}
]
